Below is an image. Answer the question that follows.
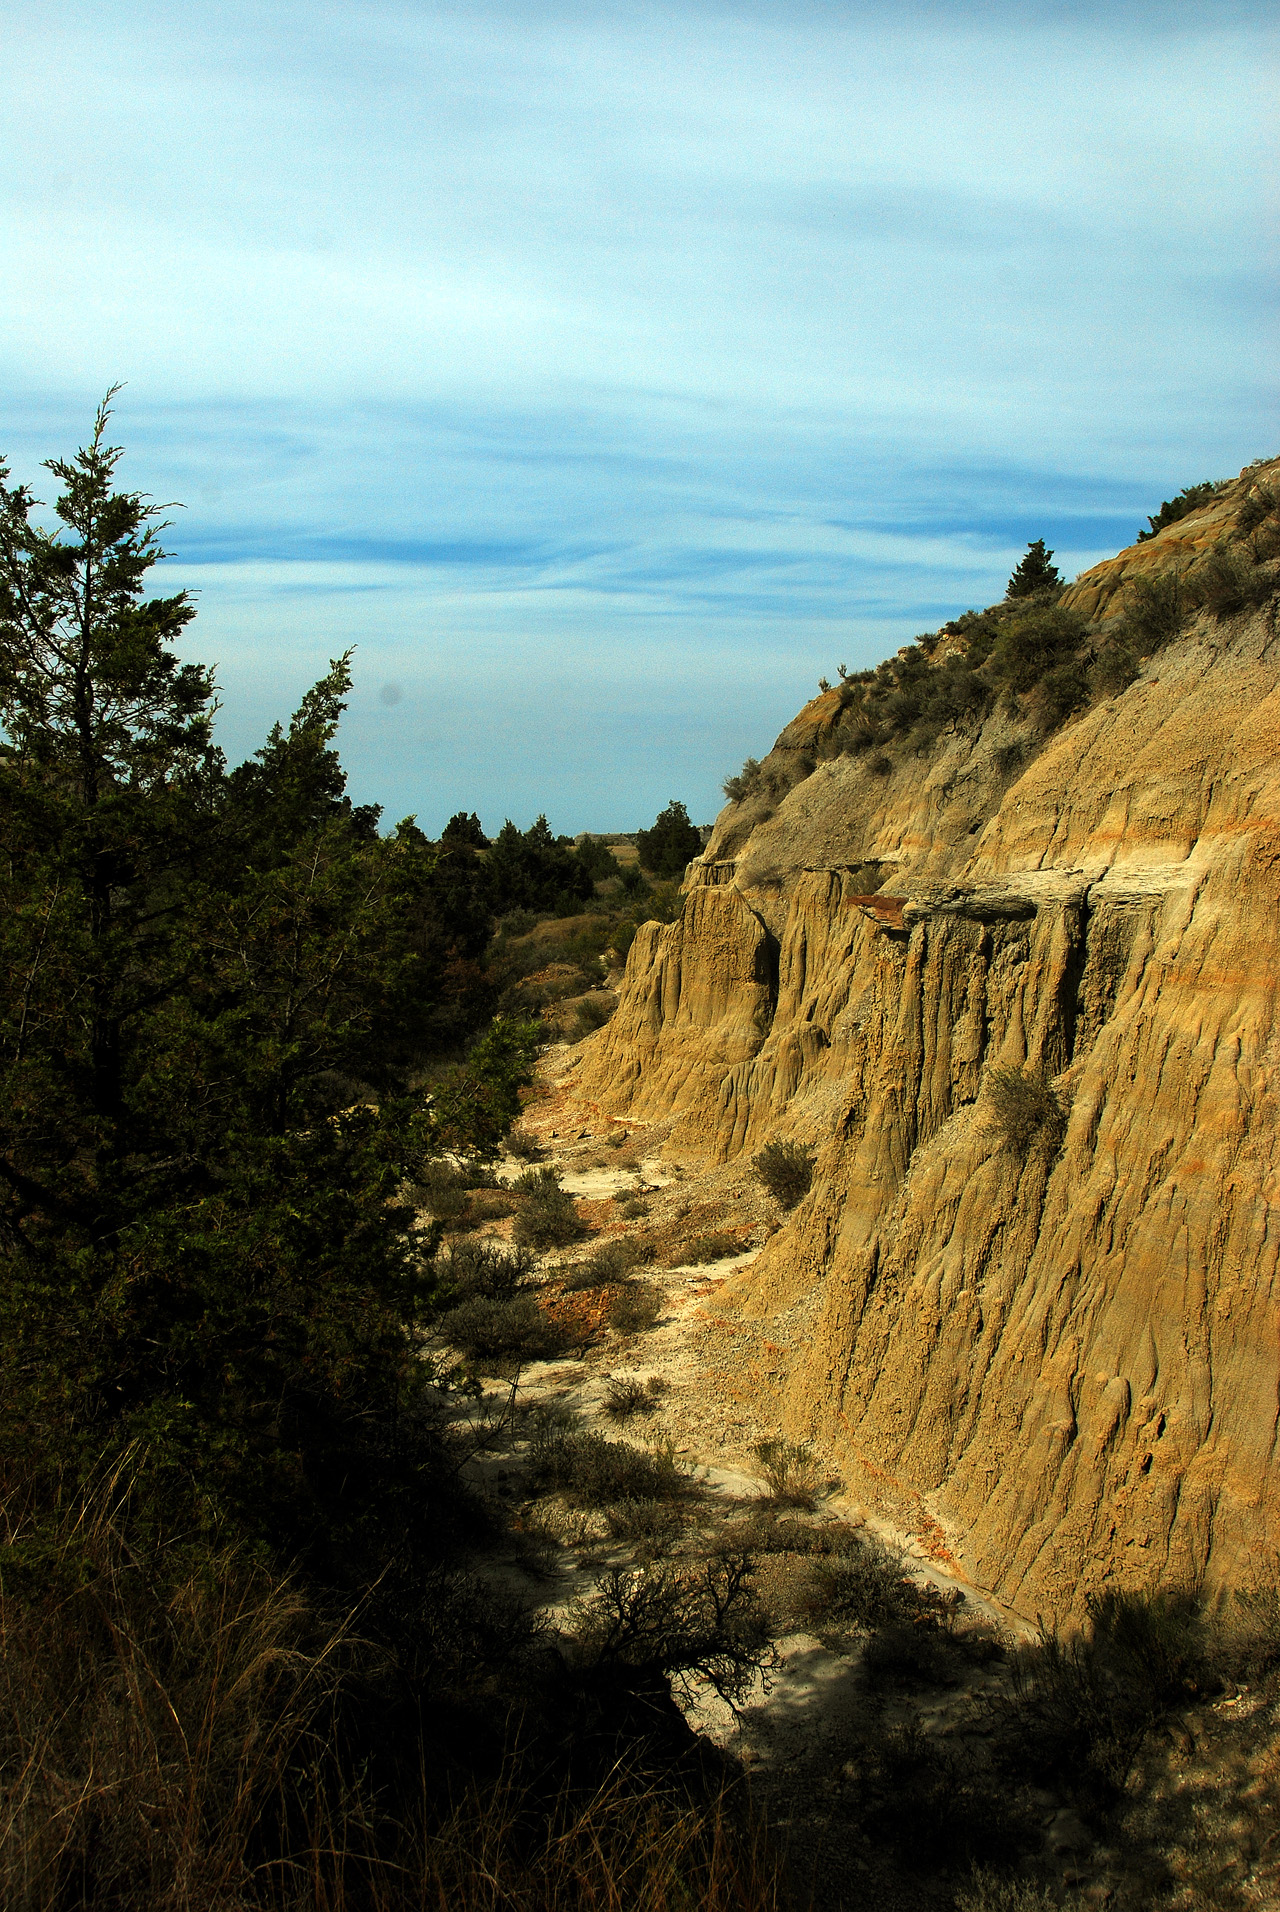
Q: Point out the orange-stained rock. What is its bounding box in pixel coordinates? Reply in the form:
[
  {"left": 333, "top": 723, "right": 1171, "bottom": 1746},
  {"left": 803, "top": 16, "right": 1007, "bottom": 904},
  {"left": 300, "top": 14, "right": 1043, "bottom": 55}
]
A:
[{"left": 573, "top": 462, "right": 1280, "bottom": 1619}]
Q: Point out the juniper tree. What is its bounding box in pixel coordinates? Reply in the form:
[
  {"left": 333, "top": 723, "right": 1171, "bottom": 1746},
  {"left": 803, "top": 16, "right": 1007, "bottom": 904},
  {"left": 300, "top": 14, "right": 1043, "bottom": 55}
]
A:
[{"left": 1006, "top": 538, "right": 1063, "bottom": 600}]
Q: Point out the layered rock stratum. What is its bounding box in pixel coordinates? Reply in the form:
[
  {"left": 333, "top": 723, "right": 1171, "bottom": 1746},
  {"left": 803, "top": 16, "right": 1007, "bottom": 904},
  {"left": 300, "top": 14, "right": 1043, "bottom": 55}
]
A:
[{"left": 576, "top": 458, "right": 1280, "bottom": 1620}]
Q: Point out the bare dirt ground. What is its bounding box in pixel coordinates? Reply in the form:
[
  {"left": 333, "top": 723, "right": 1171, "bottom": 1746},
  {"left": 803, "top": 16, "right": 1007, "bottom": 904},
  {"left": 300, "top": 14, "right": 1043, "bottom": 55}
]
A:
[{"left": 438, "top": 1041, "right": 1280, "bottom": 1912}]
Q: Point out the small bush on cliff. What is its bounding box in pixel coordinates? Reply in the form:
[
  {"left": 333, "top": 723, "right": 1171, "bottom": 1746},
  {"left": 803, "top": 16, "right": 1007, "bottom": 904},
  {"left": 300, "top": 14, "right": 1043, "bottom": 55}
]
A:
[
  {"left": 608, "top": 1280, "right": 662, "bottom": 1335},
  {"left": 752, "top": 1139, "right": 815, "bottom": 1208},
  {"left": 986, "top": 1065, "right": 1066, "bottom": 1156},
  {"left": 1136, "top": 478, "right": 1227, "bottom": 542},
  {"left": 753, "top": 1439, "right": 821, "bottom": 1507},
  {"left": 722, "top": 757, "right": 764, "bottom": 803},
  {"left": 1005, "top": 538, "right": 1062, "bottom": 599}
]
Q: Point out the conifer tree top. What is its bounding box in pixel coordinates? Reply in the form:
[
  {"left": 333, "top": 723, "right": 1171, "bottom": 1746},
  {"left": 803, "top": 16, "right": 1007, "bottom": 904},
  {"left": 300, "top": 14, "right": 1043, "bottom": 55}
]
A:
[{"left": 1006, "top": 538, "right": 1062, "bottom": 600}]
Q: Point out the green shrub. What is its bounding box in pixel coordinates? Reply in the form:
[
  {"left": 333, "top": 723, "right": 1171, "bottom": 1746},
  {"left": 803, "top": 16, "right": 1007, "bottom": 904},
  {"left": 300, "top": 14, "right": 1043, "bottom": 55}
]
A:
[
  {"left": 992, "top": 739, "right": 1028, "bottom": 778},
  {"left": 1035, "top": 656, "right": 1091, "bottom": 728},
  {"left": 532, "top": 1428, "right": 687, "bottom": 1505},
  {"left": 438, "top": 1295, "right": 566, "bottom": 1366},
  {"left": 797, "top": 1530, "right": 926, "bottom": 1634},
  {"left": 1091, "top": 632, "right": 1141, "bottom": 697},
  {"left": 868, "top": 752, "right": 893, "bottom": 777},
  {"left": 512, "top": 1167, "right": 587, "bottom": 1250},
  {"left": 505, "top": 1126, "right": 544, "bottom": 1161},
  {"left": 571, "top": 992, "right": 615, "bottom": 1038},
  {"left": 722, "top": 758, "right": 763, "bottom": 803},
  {"left": 1122, "top": 567, "right": 1193, "bottom": 651},
  {"left": 752, "top": 1139, "right": 815, "bottom": 1208},
  {"left": 985, "top": 1066, "right": 1066, "bottom": 1156},
  {"left": 636, "top": 801, "right": 702, "bottom": 879},
  {"left": 1005, "top": 539, "right": 1062, "bottom": 599},
  {"left": 607, "top": 1281, "right": 662, "bottom": 1335},
  {"left": 986, "top": 604, "right": 1087, "bottom": 695}
]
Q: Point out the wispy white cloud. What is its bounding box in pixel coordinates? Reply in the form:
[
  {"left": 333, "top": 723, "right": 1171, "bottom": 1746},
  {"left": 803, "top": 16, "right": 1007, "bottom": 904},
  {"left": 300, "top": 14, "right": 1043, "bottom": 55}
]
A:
[{"left": 1, "top": 1, "right": 1275, "bottom": 828}]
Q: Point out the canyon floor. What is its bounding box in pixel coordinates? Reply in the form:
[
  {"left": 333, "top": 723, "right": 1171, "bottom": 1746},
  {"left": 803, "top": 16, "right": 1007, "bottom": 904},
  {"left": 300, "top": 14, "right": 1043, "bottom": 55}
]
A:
[{"left": 434, "top": 1042, "right": 1280, "bottom": 1912}]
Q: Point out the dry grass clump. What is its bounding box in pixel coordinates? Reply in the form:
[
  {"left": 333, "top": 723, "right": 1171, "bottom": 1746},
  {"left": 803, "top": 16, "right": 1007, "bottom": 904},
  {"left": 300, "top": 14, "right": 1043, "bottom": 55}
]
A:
[
  {"left": 752, "top": 1439, "right": 822, "bottom": 1508},
  {"left": 603, "top": 1377, "right": 659, "bottom": 1421}
]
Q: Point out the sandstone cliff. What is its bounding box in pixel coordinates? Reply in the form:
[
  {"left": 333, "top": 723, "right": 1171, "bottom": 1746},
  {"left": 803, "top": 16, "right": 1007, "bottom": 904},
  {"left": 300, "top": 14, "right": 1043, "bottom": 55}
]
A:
[{"left": 576, "top": 457, "right": 1280, "bottom": 1619}]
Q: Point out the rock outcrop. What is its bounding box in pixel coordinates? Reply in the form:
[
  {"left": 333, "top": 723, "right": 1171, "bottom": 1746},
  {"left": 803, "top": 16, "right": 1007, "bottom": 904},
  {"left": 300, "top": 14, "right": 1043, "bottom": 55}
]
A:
[{"left": 576, "top": 457, "right": 1280, "bottom": 1619}]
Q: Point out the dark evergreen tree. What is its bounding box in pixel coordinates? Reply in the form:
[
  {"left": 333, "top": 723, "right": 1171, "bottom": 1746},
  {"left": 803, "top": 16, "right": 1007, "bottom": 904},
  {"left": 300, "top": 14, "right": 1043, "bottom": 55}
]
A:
[
  {"left": 484, "top": 814, "right": 594, "bottom": 915},
  {"left": 636, "top": 800, "right": 702, "bottom": 879},
  {"left": 440, "top": 809, "right": 489, "bottom": 848},
  {"left": 1136, "top": 480, "right": 1225, "bottom": 543},
  {"left": 1006, "top": 539, "right": 1063, "bottom": 600},
  {"left": 0, "top": 401, "right": 539, "bottom": 1573}
]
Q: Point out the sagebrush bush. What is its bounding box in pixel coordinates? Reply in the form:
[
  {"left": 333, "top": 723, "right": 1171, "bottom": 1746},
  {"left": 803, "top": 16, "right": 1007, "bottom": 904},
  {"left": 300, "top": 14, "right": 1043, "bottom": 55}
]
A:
[
  {"left": 607, "top": 1281, "right": 662, "bottom": 1335},
  {"left": 437, "top": 1237, "right": 537, "bottom": 1302},
  {"left": 512, "top": 1167, "right": 587, "bottom": 1249},
  {"left": 751, "top": 1139, "right": 814, "bottom": 1209},
  {"left": 752, "top": 1439, "right": 821, "bottom": 1507},
  {"left": 439, "top": 1295, "right": 567, "bottom": 1366},
  {"left": 722, "top": 757, "right": 763, "bottom": 803},
  {"left": 1193, "top": 542, "right": 1278, "bottom": 618},
  {"left": 797, "top": 1530, "right": 926, "bottom": 1634},
  {"left": 562, "top": 1237, "right": 653, "bottom": 1291},
  {"left": 505, "top": 1126, "right": 544, "bottom": 1161},
  {"left": 604, "top": 1377, "right": 657, "bottom": 1421},
  {"left": 985, "top": 1065, "right": 1066, "bottom": 1156},
  {"left": 672, "top": 1231, "right": 740, "bottom": 1265},
  {"left": 532, "top": 1428, "right": 687, "bottom": 1506}
]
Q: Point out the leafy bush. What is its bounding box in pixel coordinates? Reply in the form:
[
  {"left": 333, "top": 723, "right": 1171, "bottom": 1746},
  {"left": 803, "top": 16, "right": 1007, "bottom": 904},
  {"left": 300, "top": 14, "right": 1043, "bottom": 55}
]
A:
[
  {"left": 568, "top": 1555, "right": 774, "bottom": 1707},
  {"left": 607, "top": 1281, "right": 662, "bottom": 1335},
  {"left": 752, "top": 1139, "right": 814, "bottom": 1208},
  {"left": 985, "top": 1065, "right": 1066, "bottom": 1156},
  {"left": 563, "top": 1237, "right": 653, "bottom": 1291},
  {"left": 604, "top": 1377, "right": 658, "bottom": 1421},
  {"left": 753, "top": 1439, "right": 821, "bottom": 1507},
  {"left": 438, "top": 1295, "right": 567, "bottom": 1366},
  {"left": 571, "top": 992, "right": 615, "bottom": 1038},
  {"left": 532, "top": 1428, "right": 687, "bottom": 1505},
  {"left": 512, "top": 1167, "right": 587, "bottom": 1250},
  {"left": 574, "top": 834, "right": 622, "bottom": 885}
]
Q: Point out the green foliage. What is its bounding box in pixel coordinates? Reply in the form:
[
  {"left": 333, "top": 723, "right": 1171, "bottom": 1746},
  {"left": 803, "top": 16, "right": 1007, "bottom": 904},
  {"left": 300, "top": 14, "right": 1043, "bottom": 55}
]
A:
[
  {"left": 0, "top": 405, "right": 541, "bottom": 1580},
  {"left": 1136, "top": 479, "right": 1226, "bottom": 542},
  {"left": 1005, "top": 539, "right": 1062, "bottom": 600},
  {"left": 484, "top": 815, "right": 594, "bottom": 917},
  {"left": 574, "top": 834, "right": 623, "bottom": 884},
  {"left": 636, "top": 800, "right": 702, "bottom": 879},
  {"left": 751, "top": 1139, "right": 814, "bottom": 1208},
  {"left": 440, "top": 809, "right": 489, "bottom": 848},
  {"left": 722, "top": 757, "right": 763, "bottom": 803},
  {"left": 675, "top": 1231, "right": 740, "bottom": 1264},
  {"left": 512, "top": 1167, "right": 587, "bottom": 1249},
  {"left": 797, "top": 1531, "right": 927, "bottom": 1634},
  {"left": 985, "top": 604, "right": 1087, "bottom": 695},
  {"left": 1119, "top": 567, "right": 1193, "bottom": 653},
  {"left": 1192, "top": 542, "right": 1278, "bottom": 618}
]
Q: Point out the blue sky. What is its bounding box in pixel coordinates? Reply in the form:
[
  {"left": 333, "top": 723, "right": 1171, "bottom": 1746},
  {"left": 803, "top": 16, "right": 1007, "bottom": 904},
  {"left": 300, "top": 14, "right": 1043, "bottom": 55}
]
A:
[{"left": 2, "top": 2, "right": 1275, "bottom": 833}]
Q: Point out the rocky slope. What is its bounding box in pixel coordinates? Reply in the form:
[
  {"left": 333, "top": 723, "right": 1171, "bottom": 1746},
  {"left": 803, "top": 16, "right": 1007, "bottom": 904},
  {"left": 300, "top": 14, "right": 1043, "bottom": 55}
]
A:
[{"left": 574, "top": 457, "right": 1280, "bottom": 1620}]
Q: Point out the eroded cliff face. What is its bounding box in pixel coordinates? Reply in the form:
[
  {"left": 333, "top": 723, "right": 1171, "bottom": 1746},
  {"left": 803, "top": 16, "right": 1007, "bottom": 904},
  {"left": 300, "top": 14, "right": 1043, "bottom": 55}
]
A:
[{"left": 575, "top": 461, "right": 1280, "bottom": 1618}]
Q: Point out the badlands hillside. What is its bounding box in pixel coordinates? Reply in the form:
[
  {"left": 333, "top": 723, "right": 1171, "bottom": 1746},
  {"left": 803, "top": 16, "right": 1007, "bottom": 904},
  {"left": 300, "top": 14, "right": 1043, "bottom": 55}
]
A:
[{"left": 573, "top": 457, "right": 1280, "bottom": 1623}]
